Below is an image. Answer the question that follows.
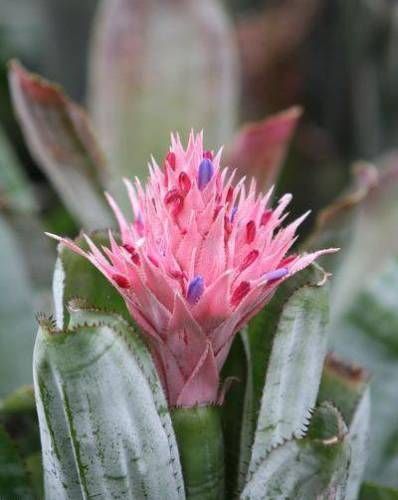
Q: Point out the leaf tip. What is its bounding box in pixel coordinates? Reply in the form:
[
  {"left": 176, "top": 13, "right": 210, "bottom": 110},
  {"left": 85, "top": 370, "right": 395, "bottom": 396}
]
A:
[{"left": 325, "top": 353, "right": 369, "bottom": 386}]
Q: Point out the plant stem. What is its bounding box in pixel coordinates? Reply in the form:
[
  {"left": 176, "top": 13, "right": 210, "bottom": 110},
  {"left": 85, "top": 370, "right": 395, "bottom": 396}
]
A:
[{"left": 171, "top": 406, "right": 225, "bottom": 500}]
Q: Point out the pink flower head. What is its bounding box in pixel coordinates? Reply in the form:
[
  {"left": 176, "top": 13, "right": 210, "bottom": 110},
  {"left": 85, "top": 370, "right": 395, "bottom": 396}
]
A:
[{"left": 48, "top": 132, "right": 337, "bottom": 408}]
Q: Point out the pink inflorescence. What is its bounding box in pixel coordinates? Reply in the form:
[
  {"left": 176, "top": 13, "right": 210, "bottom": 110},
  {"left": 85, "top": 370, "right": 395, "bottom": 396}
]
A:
[{"left": 48, "top": 132, "right": 337, "bottom": 407}]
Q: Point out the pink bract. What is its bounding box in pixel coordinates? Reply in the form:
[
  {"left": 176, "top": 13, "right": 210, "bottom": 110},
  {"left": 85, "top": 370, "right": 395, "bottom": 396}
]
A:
[{"left": 48, "top": 132, "right": 337, "bottom": 408}]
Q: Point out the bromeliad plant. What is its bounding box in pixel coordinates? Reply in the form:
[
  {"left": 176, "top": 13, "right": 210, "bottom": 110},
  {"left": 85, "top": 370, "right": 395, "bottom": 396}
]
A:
[
  {"left": 0, "top": 61, "right": 374, "bottom": 500},
  {"left": 47, "top": 132, "right": 337, "bottom": 409},
  {"left": 3, "top": 2, "right": 398, "bottom": 498},
  {"left": 14, "top": 131, "right": 371, "bottom": 500}
]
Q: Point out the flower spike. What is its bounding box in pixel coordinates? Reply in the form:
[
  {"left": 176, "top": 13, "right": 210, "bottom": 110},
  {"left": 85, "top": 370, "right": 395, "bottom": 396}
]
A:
[{"left": 48, "top": 132, "right": 337, "bottom": 407}]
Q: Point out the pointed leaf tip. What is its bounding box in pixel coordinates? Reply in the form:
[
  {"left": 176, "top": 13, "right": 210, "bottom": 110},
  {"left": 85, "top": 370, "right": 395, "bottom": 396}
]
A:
[
  {"left": 8, "top": 61, "right": 111, "bottom": 230},
  {"left": 225, "top": 106, "right": 301, "bottom": 191}
]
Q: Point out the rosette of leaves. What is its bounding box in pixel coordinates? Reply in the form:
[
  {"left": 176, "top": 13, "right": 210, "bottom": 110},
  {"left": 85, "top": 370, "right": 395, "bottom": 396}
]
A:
[{"left": 1, "top": 231, "right": 371, "bottom": 499}]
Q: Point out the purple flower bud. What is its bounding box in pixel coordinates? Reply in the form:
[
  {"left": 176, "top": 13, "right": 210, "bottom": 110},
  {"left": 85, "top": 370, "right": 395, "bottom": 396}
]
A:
[
  {"left": 263, "top": 267, "right": 289, "bottom": 282},
  {"left": 187, "top": 276, "right": 205, "bottom": 304},
  {"left": 198, "top": 159, "right": 214, "bottom": 190}
]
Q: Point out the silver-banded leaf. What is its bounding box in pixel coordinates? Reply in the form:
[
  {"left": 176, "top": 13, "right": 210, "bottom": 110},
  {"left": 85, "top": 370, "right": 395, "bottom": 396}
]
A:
[
  {"left": 53, "top": 232, "right": 129, "bottom": 329},
  {"left": 241, "top": 403, "right": 350, "bottom": 500},
  {"left": 34, "top": 309, "right": 184, "bottom": 500},
  {"left": 0, "top": 215, "right": 35, "bottom": 396},
  {"left": 332, "top": 257, "right": 398, "bottom": 487},
  {"left": 246, "top": 264, "right": 329, "bottom": 481},
  {"left": 8, "top": 60, "right": 112, "bottom": 230}
]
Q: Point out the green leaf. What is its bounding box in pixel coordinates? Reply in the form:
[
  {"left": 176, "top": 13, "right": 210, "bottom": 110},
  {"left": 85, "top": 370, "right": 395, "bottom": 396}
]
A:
[
  {"left": 221, "top": 332, "right": 252, "bottom": 498},
  {"left": 246, "top": 264, "right": 330, "bottom": 483},
  {"left": 8, "top": 60, "right": 112, "bottom": 230},
  {"left": 34, "top": 308, "right": 184, "bottom": 500},
  {"left": 53, "top": 231, "right": 129, "bottom": 329},
  {"left": 0, "top": 215, "right": 35, "bottom": 397},
  {"left": 0, "top": 422, "right": 34, "bottom": 499},
  {"left": 332, "top": 257, "right": 398, "bottom": 488},
  {"left": 241, "top": 403, "right": 350, "bottom": 500},
  {"left": 172, "top": 406, "right": 224, "bottom": 500},
  {"left": 360, "top": 482, "right": 398, "bottom": 500}
]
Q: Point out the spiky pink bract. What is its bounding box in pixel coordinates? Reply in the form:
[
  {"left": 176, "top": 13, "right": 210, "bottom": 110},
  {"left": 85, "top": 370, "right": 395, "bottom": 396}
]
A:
[{"left": 48, "top": 132, "right": 337, "bottom": 408}]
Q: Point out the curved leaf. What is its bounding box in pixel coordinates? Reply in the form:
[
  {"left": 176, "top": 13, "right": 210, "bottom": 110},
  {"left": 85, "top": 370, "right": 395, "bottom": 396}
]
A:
[
  {"left": 52, "top": 231, "right": 129, "bottom": 329},
  {"left": 34, "top": 309, "right": 184, "bottom": 500},
  {"left": 246, "top": 264, "right": 330, "bottom": 483},
  {"left": 224, "top": 107, "right": 301, "bottom": 192},
  {"left": 241, "top": 403, "right": 350, "bottom": 500},
  {"left": 8, "top": 60, "right": 112, "bottom": 230}
]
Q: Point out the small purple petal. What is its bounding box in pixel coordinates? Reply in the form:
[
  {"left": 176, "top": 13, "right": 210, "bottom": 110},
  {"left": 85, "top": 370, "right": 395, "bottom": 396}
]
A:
[
  {"left": 231, "top": 206, "right": 238, "bottom": 222},
  {"left": 263, "top": 267, "right": 289, "bottom": 282},
  {"left": 198, "top": 159, "right": 214, "bottom": 190},
  {"left": 187, "top": 276, "right": 205, "bottom": 305}
]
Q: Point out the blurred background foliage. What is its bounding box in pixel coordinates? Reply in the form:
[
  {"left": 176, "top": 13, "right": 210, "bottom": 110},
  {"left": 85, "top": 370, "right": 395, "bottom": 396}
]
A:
[
  {"left": 3, "top": 0, "right": 398, "bottom": 495},
  {"left": 3, "top": 0, "right": 398, "bottom": 227}
]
